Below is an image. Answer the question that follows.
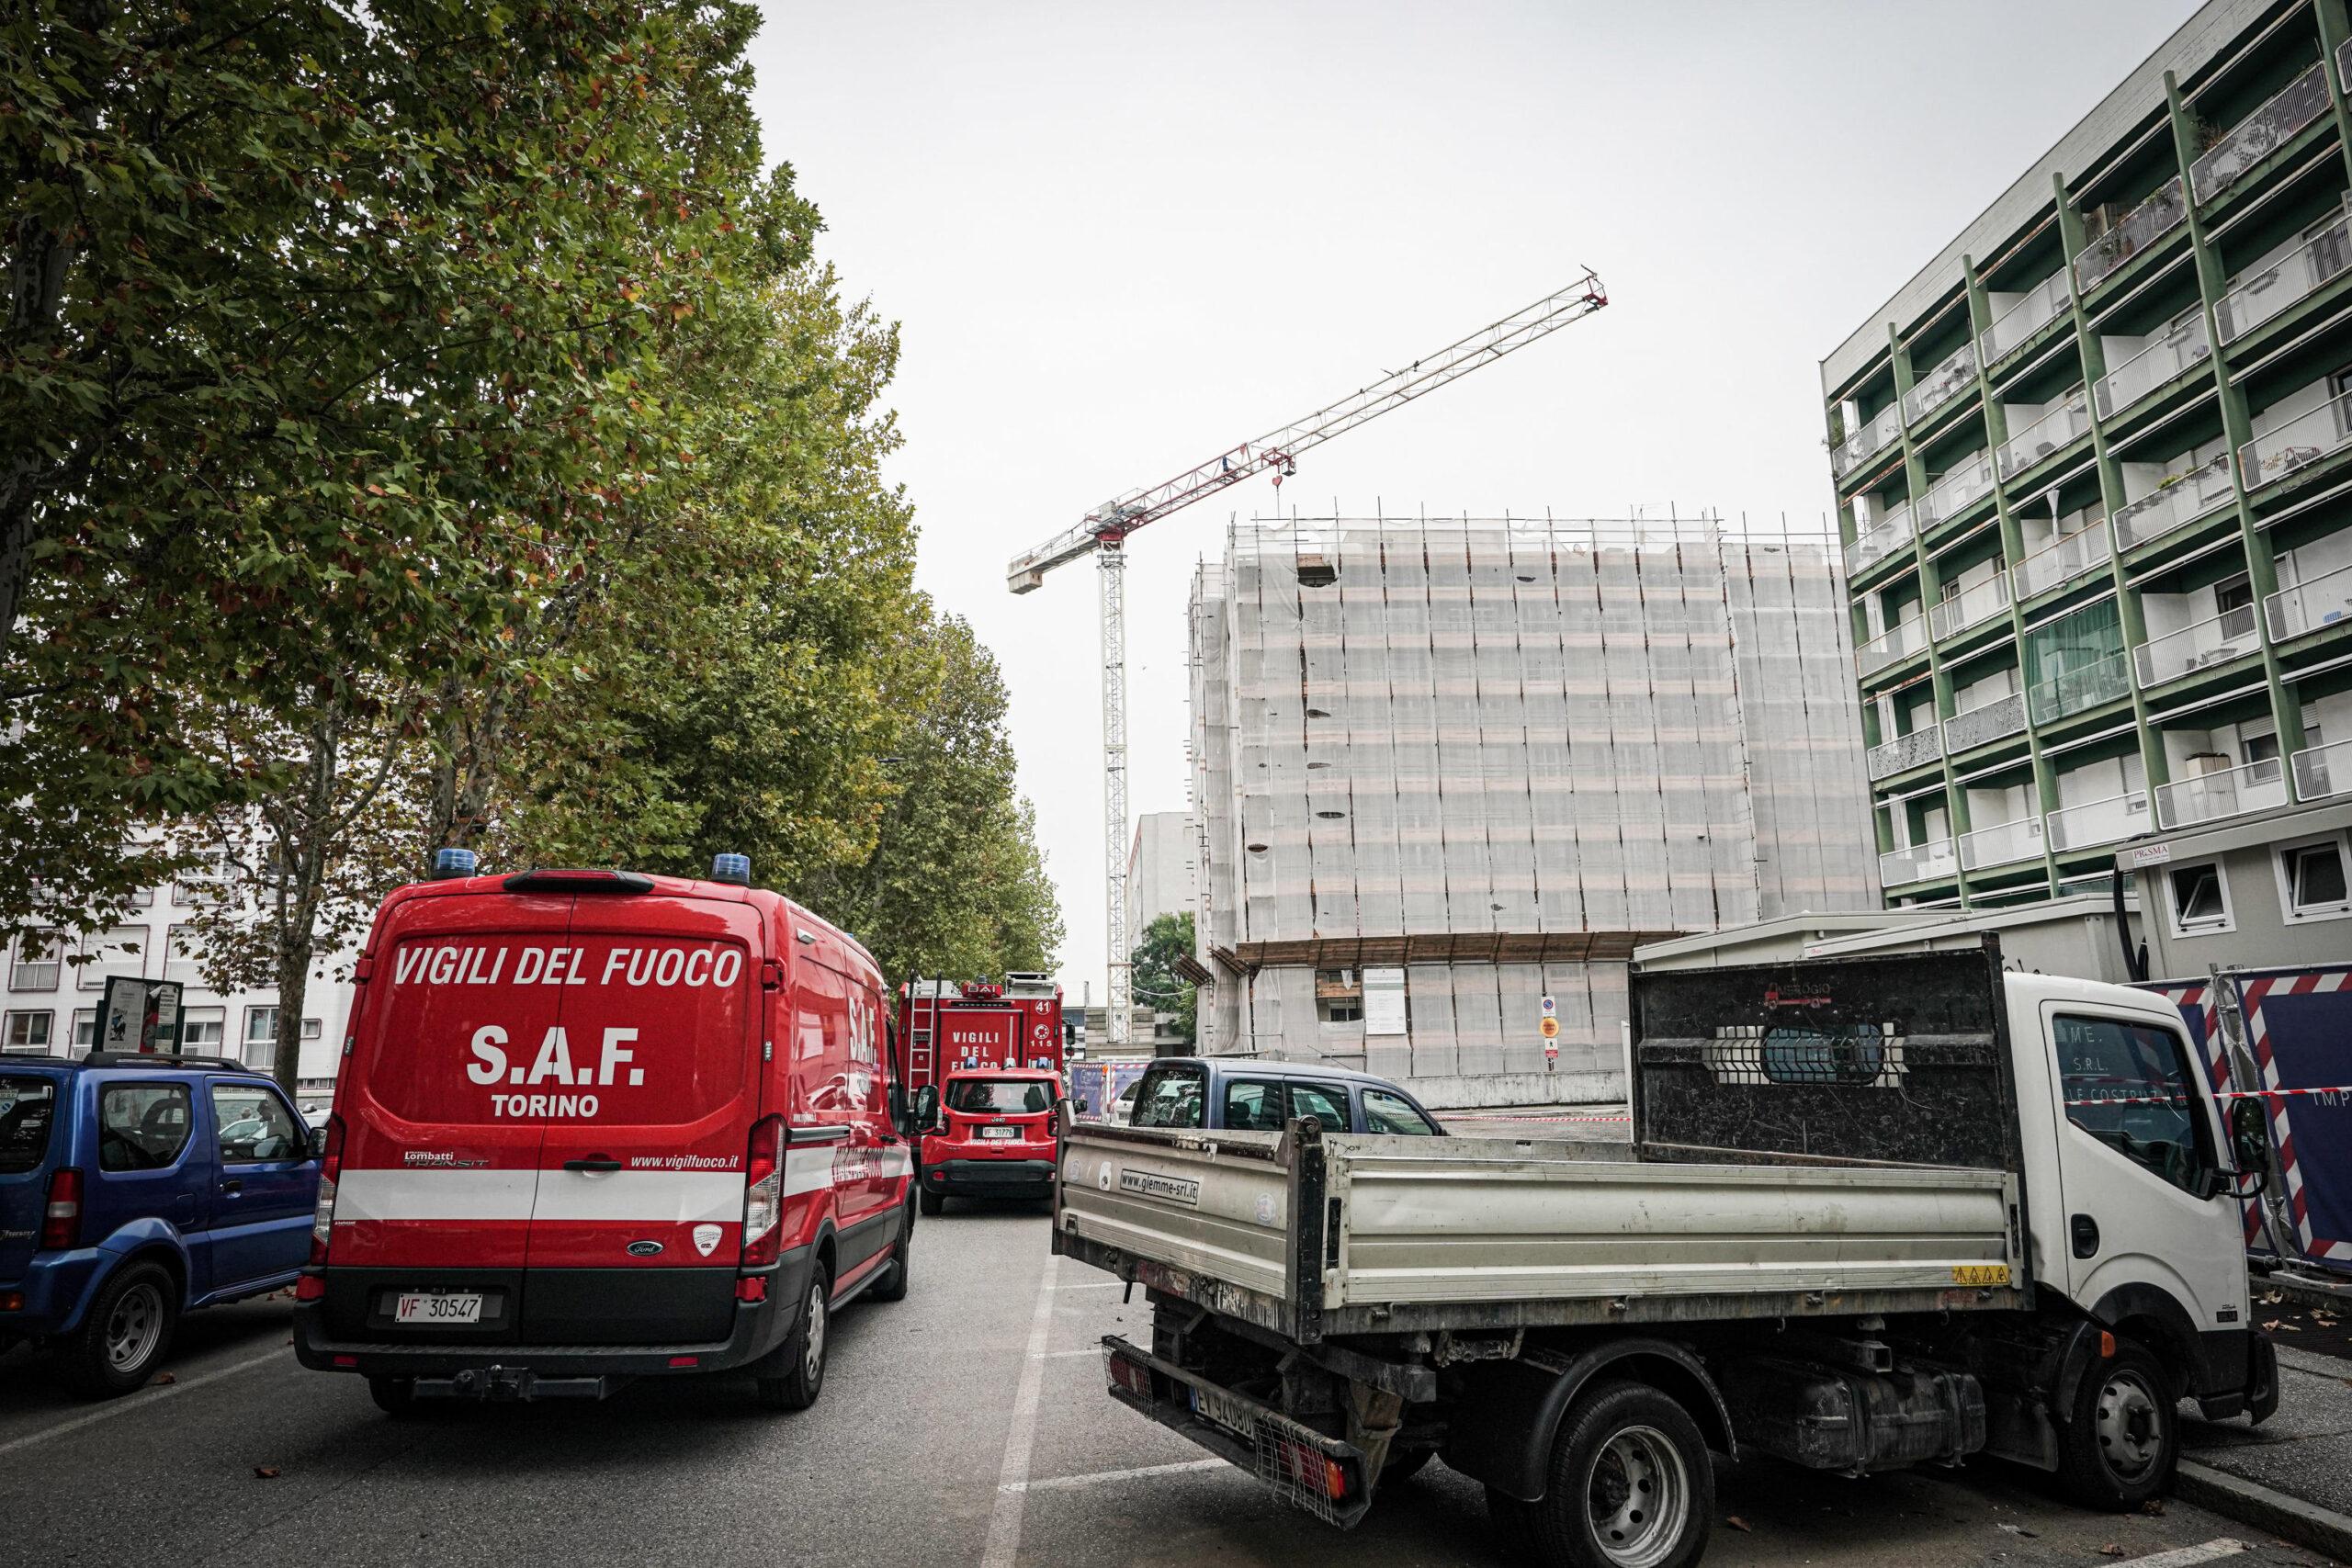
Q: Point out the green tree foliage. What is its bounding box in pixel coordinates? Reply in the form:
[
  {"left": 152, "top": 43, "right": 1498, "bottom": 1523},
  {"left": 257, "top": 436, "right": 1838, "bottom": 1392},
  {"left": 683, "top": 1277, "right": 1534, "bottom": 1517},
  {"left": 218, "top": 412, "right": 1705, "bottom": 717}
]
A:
[
  {"left": 1130, "top": 911, "right": 1197, "bottom": 1046},
  {"left": 799, "top": 615, "right": 1063, "bottom": 985}
]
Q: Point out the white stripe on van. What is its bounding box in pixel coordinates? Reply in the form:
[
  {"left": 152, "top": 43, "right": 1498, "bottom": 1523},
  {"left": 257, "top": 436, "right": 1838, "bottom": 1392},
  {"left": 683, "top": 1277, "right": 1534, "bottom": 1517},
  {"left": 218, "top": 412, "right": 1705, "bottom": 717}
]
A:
[
  {"left": 783, "top": 1147, "right": 842, "bottom": 1198},
  {"left": 337, "top": 1168, "right": 748, "bottom": 1224}
]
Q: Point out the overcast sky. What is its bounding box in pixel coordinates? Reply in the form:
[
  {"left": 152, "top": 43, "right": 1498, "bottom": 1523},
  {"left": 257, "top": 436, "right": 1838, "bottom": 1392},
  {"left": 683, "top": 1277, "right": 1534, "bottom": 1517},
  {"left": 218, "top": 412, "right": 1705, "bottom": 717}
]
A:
[{"left": 749, "top": 1, "right": 2200, "bottom": 997}]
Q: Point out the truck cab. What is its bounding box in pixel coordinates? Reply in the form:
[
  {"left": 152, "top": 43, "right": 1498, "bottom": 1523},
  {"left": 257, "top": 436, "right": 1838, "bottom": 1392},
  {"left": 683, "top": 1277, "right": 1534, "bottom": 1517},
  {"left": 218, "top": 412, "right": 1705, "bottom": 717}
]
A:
[{"left": 915, "top": 1066, "right": 1059, "bottom": 1213}]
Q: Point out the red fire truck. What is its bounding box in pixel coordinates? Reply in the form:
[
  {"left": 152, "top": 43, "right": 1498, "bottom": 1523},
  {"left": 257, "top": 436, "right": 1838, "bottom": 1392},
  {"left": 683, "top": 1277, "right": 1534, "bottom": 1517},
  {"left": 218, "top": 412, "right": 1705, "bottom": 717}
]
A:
[{"left": 896, "top": 976, "right": 1065, "bottom": 1213}]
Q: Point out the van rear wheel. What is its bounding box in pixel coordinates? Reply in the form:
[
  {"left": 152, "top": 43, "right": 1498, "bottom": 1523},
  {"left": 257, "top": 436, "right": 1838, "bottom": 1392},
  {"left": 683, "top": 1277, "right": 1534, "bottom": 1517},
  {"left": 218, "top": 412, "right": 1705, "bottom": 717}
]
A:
[
  {"left": 1526, "top": 1382, "right": 1713, "bottom": 1568},
  {"left": 752, "top": 1264, "right": 829, "bottom": 1411}
]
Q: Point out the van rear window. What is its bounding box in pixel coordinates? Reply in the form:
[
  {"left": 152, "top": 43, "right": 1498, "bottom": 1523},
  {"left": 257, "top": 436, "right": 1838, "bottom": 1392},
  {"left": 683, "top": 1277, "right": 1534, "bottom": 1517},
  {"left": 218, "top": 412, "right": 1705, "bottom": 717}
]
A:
[{"left": 0, "top": 1076, "right": 55, "bottom": 1173}]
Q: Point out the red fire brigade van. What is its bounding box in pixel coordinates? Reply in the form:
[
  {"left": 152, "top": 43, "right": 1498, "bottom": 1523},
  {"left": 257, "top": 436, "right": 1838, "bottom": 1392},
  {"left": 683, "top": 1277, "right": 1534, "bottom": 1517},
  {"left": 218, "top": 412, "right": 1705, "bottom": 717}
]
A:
[{"left": 293, "top": 852, "right": 915, "bottom": 1414}]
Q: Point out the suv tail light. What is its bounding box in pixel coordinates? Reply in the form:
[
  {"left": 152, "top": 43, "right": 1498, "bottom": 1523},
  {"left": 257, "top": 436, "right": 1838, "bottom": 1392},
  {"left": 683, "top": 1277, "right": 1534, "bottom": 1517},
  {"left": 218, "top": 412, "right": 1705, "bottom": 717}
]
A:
[
  {"left": 309, "top": 1114, "right": 345, "bottom": 1266},
  {"left": 40, "top": 1168, "right": 83, "bottom": 1250},
  {"left": 741, "top": 1115, "right": 786, "bottom": 1267}
]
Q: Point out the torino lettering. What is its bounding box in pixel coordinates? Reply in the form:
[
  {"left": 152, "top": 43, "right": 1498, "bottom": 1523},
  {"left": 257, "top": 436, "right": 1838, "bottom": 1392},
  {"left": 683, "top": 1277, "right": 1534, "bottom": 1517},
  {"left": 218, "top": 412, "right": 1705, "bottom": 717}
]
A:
[{"left": 491, "top": 1093, "right": 601, "bottom": 1118}]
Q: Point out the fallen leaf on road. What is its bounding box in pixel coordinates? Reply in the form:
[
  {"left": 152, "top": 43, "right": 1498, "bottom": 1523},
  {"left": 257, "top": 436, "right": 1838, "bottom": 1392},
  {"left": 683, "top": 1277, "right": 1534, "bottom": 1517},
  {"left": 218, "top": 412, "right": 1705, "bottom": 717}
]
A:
[
  {"left": 254, "top": 1466, "right": 281, "bottom": 1479},
  {"left": 2262, "top": 1319, "right": 2284, "bottom": 1329},
  {"left": 1725, "top": 1517, "right": 1751, "bottom": 1533},
  {"left": 2140, "top": 1499, "right": 2166, "bottom": 1517},
  {"left": 2098, "top": 1545, "right": 2124, "bottom": 1557},
  {"left": 1997, "top": 1522, "right": 2041, "bottom": 1539},
  {"left": 153, "top": 1372, "right": 175, "bottom": 1385}
]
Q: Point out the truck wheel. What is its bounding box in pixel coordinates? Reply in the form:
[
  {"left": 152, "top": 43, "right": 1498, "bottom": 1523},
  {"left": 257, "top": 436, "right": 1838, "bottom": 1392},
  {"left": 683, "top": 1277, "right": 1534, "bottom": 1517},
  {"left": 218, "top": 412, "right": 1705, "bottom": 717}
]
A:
[
  {"left": 1530, "top": 1382, "right": 1713, "bottom": 1568},
  {"left": 870, "top": 1201, "right": 914, "bottom": 1303},
  {"left": 919, "top": 1186, "right": 944, "bottom": 1216},
  {"left": 2055, "top": 1340, "right": 2177, "bottom": 1511},
  {"left": 368, "top": 1375, "right": 421, "bottom": 1418},
  {"left": 752, "top": 1264, "right": 830, "bottom": 1411},
  {"left": 62, "top": 1262, "right": 177, "bottom": 1399}
]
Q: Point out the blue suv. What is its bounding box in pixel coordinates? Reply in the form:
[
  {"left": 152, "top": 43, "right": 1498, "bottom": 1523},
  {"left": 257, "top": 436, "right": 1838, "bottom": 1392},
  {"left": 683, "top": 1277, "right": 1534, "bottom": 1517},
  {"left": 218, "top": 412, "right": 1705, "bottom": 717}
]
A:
[{"left": 0, "top": 1054, "right": 320, "bottom": 1396}]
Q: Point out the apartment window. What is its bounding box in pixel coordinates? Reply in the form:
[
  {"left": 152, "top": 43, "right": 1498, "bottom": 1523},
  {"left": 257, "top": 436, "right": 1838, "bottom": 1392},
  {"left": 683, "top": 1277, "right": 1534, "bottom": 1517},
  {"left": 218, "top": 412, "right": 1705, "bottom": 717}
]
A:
[
  {"left": 4, "top": 1010, "right": 55, "bottom": 1054},
  {"left": 2213, "top": 572, "right": 2254, "bottom": 618},
  {"left": 10, "top": 932, "right": 62, "bottom": 992},
  {"left": 163, "top": 925, "right": 201, "bottom": 985},
  {"left": 79, "top": 925, "right": 149, "bottom": 990},
  {"left": 1315, "top": 968, "right": 1363, "bottom": 1024},
  {"left": 2279, "top": 836, "right": 2351, "bottom": 921},
  {"left": 180, "top": 1010, "right": 225, "bottom": 1050},
  {"left": 243, "top": 1006, "right": 278, "bottom": 1069},
  {"left": 72, "top": 1010, "right": 96, "bottom": 1053},
  {"left": 300, "top": 1017, "right": 323, "bottom": 1041},
  {"left": 2167, "top": 862, "right": 2233, "bottom": 936}
]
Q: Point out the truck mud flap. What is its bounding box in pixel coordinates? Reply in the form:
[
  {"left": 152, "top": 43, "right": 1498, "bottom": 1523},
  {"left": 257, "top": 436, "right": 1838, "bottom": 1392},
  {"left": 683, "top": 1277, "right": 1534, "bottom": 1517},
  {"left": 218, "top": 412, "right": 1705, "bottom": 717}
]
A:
[{"left": 1099, "top": 1336, "right": 1372, "bottom": 1528}]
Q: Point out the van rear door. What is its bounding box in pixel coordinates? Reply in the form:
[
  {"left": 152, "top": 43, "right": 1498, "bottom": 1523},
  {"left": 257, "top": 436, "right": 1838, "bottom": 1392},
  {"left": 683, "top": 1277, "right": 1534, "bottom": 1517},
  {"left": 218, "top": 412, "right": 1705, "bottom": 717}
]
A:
[
  {"left": 942, "top": 1006, "right": 1018, "bottom": 1073},
  {"left": 526, "top": 896, "right": 763, "bottom": 1276},
  {"left": 336, "top": 892, "right": 575, "bottom": 1270}
]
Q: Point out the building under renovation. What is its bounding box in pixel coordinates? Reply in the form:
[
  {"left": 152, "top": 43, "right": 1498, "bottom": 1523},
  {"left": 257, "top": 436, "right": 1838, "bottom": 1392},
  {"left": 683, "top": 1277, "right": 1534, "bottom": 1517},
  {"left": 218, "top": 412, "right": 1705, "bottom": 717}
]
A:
[{"left": 1187, "top": 513, "right": 1877, "bottom": 1100}]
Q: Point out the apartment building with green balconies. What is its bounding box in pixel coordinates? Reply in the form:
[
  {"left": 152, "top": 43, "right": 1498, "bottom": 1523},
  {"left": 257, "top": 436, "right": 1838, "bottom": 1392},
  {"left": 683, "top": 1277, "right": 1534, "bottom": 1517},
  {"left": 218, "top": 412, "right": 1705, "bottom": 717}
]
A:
[{"left": 1826, "top": 0, "right": 2352, "bottom": 950}]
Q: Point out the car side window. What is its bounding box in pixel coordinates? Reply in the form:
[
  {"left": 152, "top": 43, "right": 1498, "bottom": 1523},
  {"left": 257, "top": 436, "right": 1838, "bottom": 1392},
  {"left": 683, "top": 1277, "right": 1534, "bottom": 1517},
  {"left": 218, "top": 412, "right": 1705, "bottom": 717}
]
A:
[
  {"left": 210, "top": 1085, "right": 302, "bottom": 1163},
  {"left": 1221, "top": 1080, "right": 1284, "bottom": 1132},
  {"left": 2051, "top": 1013, "right": 2212, "bottom": 1196},
  {"left": 1363, "top": 1088, "right": 1440, "bottom": 1135},
  {"left": 1129, "top": 1066, "right": 1204, "bottom": 1130},
  {"left": 1289, "top": 1082, "right": 1350, "bottom": 1130},
  {"left": 99, "top": 1083, "right": 193, "bottom": 1171}
]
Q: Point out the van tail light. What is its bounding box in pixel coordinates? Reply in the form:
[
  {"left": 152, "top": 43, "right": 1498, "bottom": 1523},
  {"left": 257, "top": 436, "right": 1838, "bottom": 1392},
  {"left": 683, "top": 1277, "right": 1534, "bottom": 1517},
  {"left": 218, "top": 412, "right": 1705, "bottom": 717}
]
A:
[
  {"left": 40, "top": 1168, "right": 83, "bottom": 1251},
  {"left": 309, "top": 1114, "right": 345, "bottom": 1266},
  {"left": 741, "top": 1115, "right": 786, "bottom": 1267}
]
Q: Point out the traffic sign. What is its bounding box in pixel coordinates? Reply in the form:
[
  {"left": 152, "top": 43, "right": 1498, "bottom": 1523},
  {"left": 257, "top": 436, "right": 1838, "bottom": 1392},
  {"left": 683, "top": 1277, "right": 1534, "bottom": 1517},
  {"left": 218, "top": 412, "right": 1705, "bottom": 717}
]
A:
[
  {"left": 1541, "top": 994, "right": 1555, "bottom": 1016},
  {"left": 1540, "top": 1015, "right": 1560, "bottom": 1040}
]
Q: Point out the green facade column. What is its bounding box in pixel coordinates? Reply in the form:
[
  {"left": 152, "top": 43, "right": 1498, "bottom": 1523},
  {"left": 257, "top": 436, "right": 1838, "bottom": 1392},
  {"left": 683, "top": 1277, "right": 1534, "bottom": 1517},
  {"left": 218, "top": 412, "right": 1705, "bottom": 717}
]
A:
[{"left": 2312, "top": 1, "right": 2352, "bottom": 186}]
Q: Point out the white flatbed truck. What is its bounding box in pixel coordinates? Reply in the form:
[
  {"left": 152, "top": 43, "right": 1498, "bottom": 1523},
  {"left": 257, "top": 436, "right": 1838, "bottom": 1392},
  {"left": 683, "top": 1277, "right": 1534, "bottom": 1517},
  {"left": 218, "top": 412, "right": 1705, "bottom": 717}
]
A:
[{"left": 1051, "top": 943, "right": 2280, "bottom": 1568}]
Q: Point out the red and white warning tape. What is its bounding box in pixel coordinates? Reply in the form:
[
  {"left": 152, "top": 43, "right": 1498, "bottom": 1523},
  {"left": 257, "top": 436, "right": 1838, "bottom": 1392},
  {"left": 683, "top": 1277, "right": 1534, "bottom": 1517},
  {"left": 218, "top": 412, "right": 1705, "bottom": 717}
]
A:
[{"left": 2064, "top": 1086, "right": 2352, "bottom": 1107}]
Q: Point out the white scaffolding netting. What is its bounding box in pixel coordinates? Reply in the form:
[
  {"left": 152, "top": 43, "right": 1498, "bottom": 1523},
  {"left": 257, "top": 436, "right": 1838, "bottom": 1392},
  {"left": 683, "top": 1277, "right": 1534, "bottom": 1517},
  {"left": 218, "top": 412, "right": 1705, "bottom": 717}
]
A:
[{"left": 1189, "top": 513, "right": 1877, "bottom": 1077}]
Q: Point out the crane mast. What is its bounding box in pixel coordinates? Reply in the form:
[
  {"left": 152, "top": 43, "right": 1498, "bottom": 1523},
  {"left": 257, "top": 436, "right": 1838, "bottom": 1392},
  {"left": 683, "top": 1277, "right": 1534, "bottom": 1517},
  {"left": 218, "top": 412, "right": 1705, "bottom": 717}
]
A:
[{"left": 1009, "top": 271, "right": 1609, "bottom": 1047}]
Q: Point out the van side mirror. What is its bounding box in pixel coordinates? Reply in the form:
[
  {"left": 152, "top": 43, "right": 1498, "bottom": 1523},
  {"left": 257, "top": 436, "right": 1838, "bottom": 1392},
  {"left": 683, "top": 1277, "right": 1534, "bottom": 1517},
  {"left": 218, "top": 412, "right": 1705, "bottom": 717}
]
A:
[
  {"left": 2228, "top": 1097, "right": 2269, "bottom": 1191},
  {"left": 309, "top": 1125, "right": 328, "bottom": 1159},
  {"left": 913, "top": 1085, "right": 939, "bottom": 1131}
]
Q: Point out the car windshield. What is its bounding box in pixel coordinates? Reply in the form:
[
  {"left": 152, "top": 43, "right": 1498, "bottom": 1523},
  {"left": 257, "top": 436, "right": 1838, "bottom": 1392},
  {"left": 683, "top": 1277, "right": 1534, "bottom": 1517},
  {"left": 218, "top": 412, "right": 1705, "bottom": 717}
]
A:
[
  {"left": 947, "top": 1077, "right": 1053, "bottom": 1114},
  {"left": 0, "top": 1076, "right": 57, "bottom": 1174}
]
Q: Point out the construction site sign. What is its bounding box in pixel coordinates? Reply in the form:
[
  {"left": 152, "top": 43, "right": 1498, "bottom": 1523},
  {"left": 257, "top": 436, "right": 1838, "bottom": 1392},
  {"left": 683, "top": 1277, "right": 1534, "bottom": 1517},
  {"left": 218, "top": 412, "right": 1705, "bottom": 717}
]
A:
[{"left": 99, "top": 976, "right": 184, "bottom": 1055}]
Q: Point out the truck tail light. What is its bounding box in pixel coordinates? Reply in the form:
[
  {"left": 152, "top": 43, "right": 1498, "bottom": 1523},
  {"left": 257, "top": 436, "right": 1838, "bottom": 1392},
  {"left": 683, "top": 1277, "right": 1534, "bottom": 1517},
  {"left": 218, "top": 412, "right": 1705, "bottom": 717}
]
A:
[
  {"left": 40, "top": 1168, "right": 82, "bottom": 1251},
  {"left": 741, "top": 1115, "right": 786, "bottom": 1267},
  {"left": 309, "top": 1114, "right": 345, "bottom": 1265},
  {"left": 1271, "top": 1435, "right": 1351, "bottom": 1501}
]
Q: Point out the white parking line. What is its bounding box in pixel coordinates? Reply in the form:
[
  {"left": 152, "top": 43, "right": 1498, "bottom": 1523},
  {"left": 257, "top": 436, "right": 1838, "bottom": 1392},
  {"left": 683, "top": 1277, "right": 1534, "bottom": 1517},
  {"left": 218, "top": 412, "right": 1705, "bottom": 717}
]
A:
[
  {"left": 1034, "top": 1347, "right": 1104, "bottom": 1360},
  {"left": 1049, "top": 1280, "right": 1122, "bottom": 1292},
  {"left": 2112, "top": 1542, "right": 2250, "bottom": 1567},
  {"left": 0, "top": 1347, "right": 288, "bottom": 1457},
  {"left": 979, "top": 1252, "right": 1059, "bottom": 1568},
  {"left": 1002, "top": 1458, "right": 1229, "bottom": 1495}
]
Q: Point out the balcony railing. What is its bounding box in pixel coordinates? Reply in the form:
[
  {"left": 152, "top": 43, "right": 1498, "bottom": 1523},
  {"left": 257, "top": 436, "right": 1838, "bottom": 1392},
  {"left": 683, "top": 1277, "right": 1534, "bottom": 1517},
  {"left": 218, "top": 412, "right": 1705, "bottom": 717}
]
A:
[
  {"left": 1929, "top": 574, "right": 2011, "bottom": 641},
  {"left": 1996, "top": 389, "right": 2091, "bottom": 479},
  {"left": 1829, "top": 403, "right": 1904, "bottom": 479},
  {"left": 1866, "top": 727, "right": 1943, "bottom": 782},
  {"left": 1922, "top": 452, "right": 1997, "bottom": 525},
  {"left": 2028, "top": 649, "right": 2132, "bottom": 724},
  {"left": 1845, "top": 503, "right": 1916, "bottom": 578},
  {"left": 1904, "top": 341, "right": 1978, "bottom": 427},
  {"left": 2092, "top": 316, "right": 2211, "bottom": 419},
  {"left": 2294, "top": 737, "right": 2351, "bottom": 803},
  {"left": 1856, "top": 616, "right": 1928, "bottom": 678},
  {"left": 1980, "top": 273, "right": 2072, "bottom": 365},
  {"left": 2075, "top": 176, "right": 2188, "bottom": 292},
  {"left": 1881, "top": 837, "right": 1959, "bottom": 887},
  {"left": 2190, "top": 62, "right": 2332, "bottom": 202},
  {"left": 2013, "top": 523, "right": 2110, "bottom": 600},
  {"left": 2109, "top": 455, "right": 2235, "bottom": 552},
  {"left": 2135, "top": 603, "right": 2261, "bottom": 687},
  {"left": 1959, "top": 815, "right": 2045, "bottom": 872},
  {"left": 2240, "top": 398, "right": 2352, "bottom": 491},
  {"left": 2154, "top": 757, "right": 2289, "bottom": 830},
  {"left": 2267, "top": 559, "right": 2352, "bottom": 642},
  {"left": 2045, "top": 789, "right": 2150, "bottom": 852},
  {"left": 2217, "top": 211, "right": 2352, "bottom": 343},
  {"left": 1944, "top": 691, "right": 2026, "bottom": 753}
]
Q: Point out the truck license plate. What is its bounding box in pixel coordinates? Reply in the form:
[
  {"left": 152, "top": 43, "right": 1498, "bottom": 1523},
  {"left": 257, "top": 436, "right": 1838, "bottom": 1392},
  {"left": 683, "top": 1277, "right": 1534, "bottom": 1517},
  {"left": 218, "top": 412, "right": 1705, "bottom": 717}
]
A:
[
  {"left": 1188, "top": 1381, "right": 1258, "bottom": 1437},
  {"left": 394, "top": 1292, "right": 483, "bottom": 1325},
  {"left": 981, "top": 1126, "right": 1020, "bottom": 1140}
]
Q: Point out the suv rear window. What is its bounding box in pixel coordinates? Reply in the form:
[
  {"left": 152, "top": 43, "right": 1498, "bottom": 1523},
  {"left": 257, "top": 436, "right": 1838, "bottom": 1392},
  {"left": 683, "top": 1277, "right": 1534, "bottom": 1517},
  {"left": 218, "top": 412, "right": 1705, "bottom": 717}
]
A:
[
  {"left": 947, "top": 1077, "right": 1054, "bottom": 1114},
  {"left": 0, "top": 1077, "right": 56, "bottom": 1173}
]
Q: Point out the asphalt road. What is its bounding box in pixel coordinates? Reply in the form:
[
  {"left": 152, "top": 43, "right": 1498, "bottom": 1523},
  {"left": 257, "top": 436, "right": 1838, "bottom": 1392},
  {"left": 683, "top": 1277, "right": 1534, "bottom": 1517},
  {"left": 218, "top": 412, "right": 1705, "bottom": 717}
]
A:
[{"left": 0, "top": 1207, "right": 2327, "bottom": 1568}]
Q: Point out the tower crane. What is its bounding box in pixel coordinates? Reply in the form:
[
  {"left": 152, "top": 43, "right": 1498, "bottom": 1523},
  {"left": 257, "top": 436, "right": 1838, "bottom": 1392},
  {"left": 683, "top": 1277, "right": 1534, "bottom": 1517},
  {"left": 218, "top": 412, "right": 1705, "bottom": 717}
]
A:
[{"left": 1007, "top": 270, "right": 1609, "bottom": 1047}]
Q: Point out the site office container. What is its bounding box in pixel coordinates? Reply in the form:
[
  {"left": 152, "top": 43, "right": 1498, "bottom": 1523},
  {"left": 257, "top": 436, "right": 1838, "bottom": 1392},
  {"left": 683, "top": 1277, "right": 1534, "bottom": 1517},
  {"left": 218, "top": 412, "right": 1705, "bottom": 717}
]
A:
[
  {"left": 293, "top": 866, "right": 915, "bottom": 1411},
  {"left": 895, "top": 975, "right": 1064, "bottom": 1092}
]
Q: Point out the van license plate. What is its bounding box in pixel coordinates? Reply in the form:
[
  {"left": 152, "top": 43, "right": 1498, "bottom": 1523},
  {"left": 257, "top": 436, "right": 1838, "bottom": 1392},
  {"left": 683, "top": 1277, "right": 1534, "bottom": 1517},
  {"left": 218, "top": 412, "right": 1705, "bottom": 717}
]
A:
[
  {"left": 981, "top": 1126, "right": 1019, "bottom": 1140},
  {"left": 394, "top": 1292, "right": 483, "bottom": 1325}
]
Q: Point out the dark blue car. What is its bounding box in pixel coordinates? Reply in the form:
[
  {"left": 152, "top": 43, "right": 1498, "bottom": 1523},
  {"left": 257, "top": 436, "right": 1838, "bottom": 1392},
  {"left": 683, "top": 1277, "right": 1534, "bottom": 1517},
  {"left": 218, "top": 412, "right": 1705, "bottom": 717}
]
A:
[{"left": 0, "top": 1054, "right": 319, "bottom": 1396}]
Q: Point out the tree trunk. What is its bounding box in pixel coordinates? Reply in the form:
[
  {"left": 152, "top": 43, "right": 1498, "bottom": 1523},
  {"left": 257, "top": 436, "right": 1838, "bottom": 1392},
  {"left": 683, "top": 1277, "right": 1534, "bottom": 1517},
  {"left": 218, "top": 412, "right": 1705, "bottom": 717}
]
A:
[{"left": 272, "top": 916, "right": 314, "bottom": 1100}]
